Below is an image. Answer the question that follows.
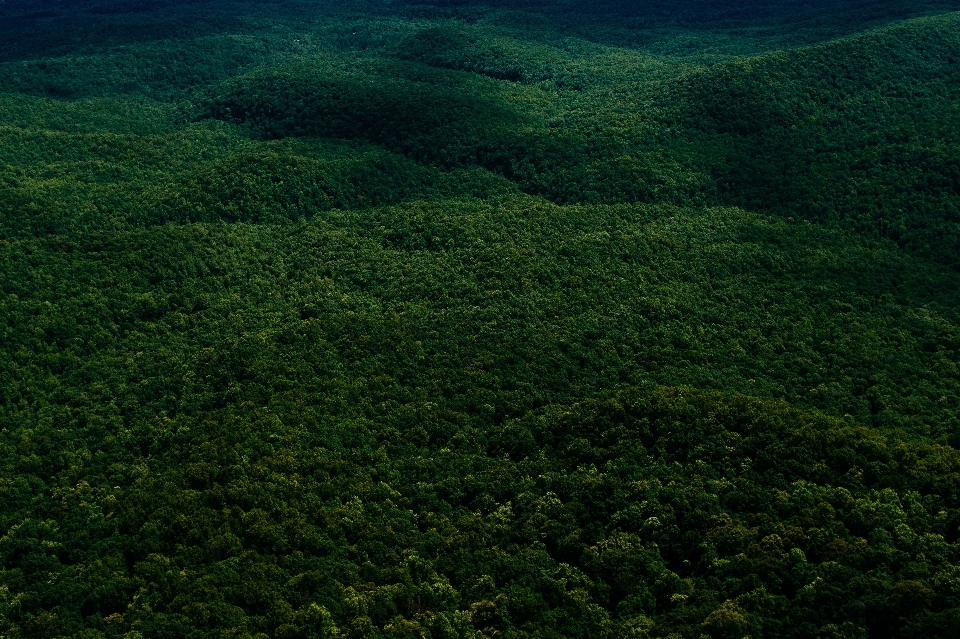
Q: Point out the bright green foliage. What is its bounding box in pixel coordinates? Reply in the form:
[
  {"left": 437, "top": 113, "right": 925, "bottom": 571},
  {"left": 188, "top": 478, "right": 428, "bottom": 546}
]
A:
[{"left": 2, "top": 1, "right": 960, "bottom": 638}]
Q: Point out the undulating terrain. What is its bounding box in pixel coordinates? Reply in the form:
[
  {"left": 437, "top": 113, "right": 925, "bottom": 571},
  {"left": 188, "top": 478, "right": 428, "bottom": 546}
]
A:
[{"left": 2, "top": 1, "right": 960, "bottom": 637}]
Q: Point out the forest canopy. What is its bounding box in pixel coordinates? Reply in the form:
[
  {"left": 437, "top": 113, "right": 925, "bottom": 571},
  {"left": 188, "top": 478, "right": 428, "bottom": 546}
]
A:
[{"left": 1, "top": 1, "right": 959, "bottom": 638}]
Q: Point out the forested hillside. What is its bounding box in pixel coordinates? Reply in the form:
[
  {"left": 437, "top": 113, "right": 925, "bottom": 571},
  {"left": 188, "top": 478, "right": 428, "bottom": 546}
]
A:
[{"left": 1, "top": 1, "right": 960, "bottom": 638}]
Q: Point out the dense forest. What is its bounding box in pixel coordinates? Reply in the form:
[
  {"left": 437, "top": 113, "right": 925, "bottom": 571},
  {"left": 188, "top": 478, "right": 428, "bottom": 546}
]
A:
[{"left": 2, "top": 0, "right": 960, "bottom": 637}]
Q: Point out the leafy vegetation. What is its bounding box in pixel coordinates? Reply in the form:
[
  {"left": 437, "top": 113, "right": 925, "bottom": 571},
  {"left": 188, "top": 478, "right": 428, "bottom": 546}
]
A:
[{"left": 2, "top": 1, "right": 960, "bottom": 638}]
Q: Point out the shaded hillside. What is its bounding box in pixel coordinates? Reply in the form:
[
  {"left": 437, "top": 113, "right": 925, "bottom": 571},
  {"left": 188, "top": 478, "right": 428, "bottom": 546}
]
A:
[
  {"left": 203, "top": 58, "right": 531, "bottom": 166},
  {"left": 670, "top": 13, "right": 960, "bottom": 268},
  {"left": 197, "top": 13, "right": 960, "bottom": 269}
]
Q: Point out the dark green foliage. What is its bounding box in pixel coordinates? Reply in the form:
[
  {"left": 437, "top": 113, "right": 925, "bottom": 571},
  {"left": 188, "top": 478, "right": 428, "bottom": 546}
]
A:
[
  {"left": 397, "top": 25, "right": 573, "bottom": 83},
  {"left": 2, "top": 1, "right": 960, "bottom": 638},
  {"left": 195, "top": 13, "right": 960, "bottom": 269},
  {"left": 138, "top": 143, "right": 518, "bottom": 224},
  {"left": 203, "top": 58, "right": 529, "bottom": 167},
  {"left": 670, "top": 14, "right": 960, "bottom": 268},
  {"left": 0, "top": 35, "right": 270, "bottom": 101},
  {"left": 2, "top": 200, "right": 960, "bottom": 638}
]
